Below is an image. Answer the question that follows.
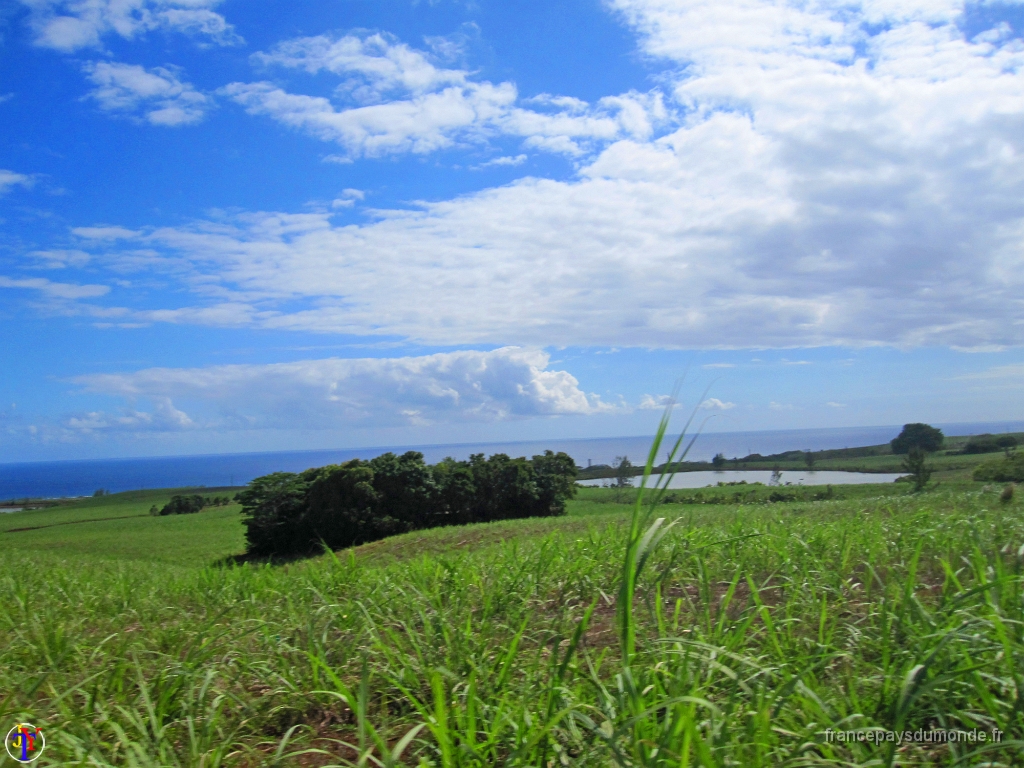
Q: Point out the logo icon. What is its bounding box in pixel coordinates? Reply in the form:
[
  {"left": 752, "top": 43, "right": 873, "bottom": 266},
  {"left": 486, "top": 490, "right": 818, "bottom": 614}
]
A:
[{"left": 5, "top": 723, "right": 45, "bottom": 763}]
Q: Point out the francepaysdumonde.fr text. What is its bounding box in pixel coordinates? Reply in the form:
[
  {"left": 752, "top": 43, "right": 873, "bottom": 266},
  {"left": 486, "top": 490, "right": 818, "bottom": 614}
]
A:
[{"left": 824, "top": 728, "right": 1003, "bottom": 746}]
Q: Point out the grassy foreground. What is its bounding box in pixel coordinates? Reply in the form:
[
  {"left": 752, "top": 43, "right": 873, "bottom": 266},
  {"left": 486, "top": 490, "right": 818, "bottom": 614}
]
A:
[{"left": 1, "top": 479, "right": 1022, "bottom": 765}]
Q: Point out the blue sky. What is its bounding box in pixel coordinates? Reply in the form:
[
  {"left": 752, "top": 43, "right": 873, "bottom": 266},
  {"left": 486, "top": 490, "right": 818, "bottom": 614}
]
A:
[{"left": 1, "top": 0, "right": 1023, "bottom": 461}]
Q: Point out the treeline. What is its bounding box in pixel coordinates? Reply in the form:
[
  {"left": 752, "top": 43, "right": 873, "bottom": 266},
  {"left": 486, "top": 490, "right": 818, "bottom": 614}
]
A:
[
  {"left": 150, "top": 494, "right": 232, "bottom": 516},
  {"left": 236, "top": 450, "right": 577, "bottom": 558},
  {"left": 961, "top": 434, "right": 1018, "bottom": 455}
]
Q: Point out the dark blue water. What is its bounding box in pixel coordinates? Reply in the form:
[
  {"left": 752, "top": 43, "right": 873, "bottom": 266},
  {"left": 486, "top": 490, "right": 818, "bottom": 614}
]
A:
[{"left": 2, "top": 421, "right": 1021, "bottom": 499}]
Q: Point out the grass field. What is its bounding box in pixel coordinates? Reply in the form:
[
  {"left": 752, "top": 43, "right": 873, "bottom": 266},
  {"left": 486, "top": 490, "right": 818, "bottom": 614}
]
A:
[{"left": 1, "top": 465, "right": 1022, "bottom": 765}]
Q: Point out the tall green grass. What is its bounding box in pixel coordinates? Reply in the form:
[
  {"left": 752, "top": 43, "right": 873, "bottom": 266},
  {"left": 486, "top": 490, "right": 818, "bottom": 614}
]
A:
[{"left": 0, "top": 430, "right": 1021, "bottom": 764}]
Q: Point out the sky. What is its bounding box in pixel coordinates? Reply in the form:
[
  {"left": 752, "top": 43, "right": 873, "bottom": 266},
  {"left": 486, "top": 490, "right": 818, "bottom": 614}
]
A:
[{"left": 1, "top": 0, "right": 1023, "bottom": 462}]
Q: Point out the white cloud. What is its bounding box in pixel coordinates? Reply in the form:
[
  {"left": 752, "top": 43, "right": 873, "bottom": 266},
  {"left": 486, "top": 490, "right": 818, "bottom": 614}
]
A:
[
  {"left": 66, "top": 398, "right": 193, "bottom": 433},
  {"left": 769, "top": 401, "right": 795, "bottom": 411},
  {"left": 70, "top": 347, "right": 611, "bottom": 433},
  {"left": 221, "top": 79, "right": 517, "bottom": 157},
  {"left": 38, "top": 2, "right": 1024, "bottom": 352},
  {"left": 699, "top": 397, "right": 735, "bottom": 410},
  {"left": 83, "top": 62, "right": 209, "bottom": 126},
  {"left": 225, "top": 32, "right": 669, "bottom": 159},
  {"left": 71, "top": 225, "right": 139, "bottom": 239},
  {"left": 0, "top": 276, "right": 109, "bottom": 299},
  {"left": 0, "top": 170, "right": 33, "bottom": 195},
  {"left": 702, "top": 363, "right": 735, "bottom": 369},
  {"left": 955, "top": 363, "right": 1024, "bottom": 381},
  {"left": 826, "top": 401, "right": 847, "bottom": 408},
  {"left": 473, "top": 154, "right": 528, "bottom": 169},
  {"left": 21, "top": 0, "right": 240, "bottom": 52},
  {"left": 330, "top": 190, "right": 365, "bottom": 208},
  {"left": 254, "top": 32, "right": 468, "bottom": 96},
  {"left": 639, "top": 393, "right": 675, "bottom": 409},
  {"left": 28, "top": 249, "right": 92, "bottom": 269}
]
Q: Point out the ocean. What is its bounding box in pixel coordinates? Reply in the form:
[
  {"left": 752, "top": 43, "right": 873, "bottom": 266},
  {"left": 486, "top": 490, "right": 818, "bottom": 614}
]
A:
[{"left": 2, "top": 420, "right": 1021, "bottom": 500}]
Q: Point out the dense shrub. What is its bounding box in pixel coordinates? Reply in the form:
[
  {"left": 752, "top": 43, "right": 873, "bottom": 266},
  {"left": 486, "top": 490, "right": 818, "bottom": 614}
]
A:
[
  {"left": 159, "top": 494, "right": 208, "bottom": 516},
  {"left": 973, "top": 453, "right": 1024, "bottom": 483},
  {"left": 891, "top": 423, "right": 944, "bottom": 454},
  {"left": 237, "top": 450, "right": 578, "bottom": 558},
  {"left": 962, "top": 434, "right": 1017, "bottom": 454}
]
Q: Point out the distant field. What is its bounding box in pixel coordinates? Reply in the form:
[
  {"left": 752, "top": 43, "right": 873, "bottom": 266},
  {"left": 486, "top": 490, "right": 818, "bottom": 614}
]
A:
[
  {"left": 0, "top": 480, "right": 919, "bottom": 567},
  {"left": 0, "top": 474, "right": 1021, "bottom": 765}
]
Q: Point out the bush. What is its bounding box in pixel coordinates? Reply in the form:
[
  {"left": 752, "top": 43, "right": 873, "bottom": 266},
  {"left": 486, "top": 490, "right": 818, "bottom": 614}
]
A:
[
  {"left": 159, "top": 494, "right": 208, "bottom": 516},
  {"left": 973, "top": 453, "right": 1024, "bottom": 483},
  {"left": 961, "top": 434, "right": 1016, "bottom": 454},
  {"left": 891, "top": 423, "right": 944, "bottom": 454},
  {"left": 237, "top": 450, "right": 578, "bottom": 558}
]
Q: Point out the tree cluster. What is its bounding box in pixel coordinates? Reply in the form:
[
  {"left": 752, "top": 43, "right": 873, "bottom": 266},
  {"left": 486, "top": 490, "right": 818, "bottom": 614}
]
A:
[
  {"left": 155, "top": 494, "right": 231, "bottom": 516},
  {"left": 236, "top": 450, "right": 578, "bottom": 558},
  {"left": 890, "top": 423, "right": 944, "bottom": 454}
]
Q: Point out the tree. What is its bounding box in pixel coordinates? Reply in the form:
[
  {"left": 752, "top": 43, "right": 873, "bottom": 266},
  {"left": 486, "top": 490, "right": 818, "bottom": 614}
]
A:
[
  {"left": 159, "top": 494, "right": 208, "bottom": 516},
  {"left": 902, "top": 447, "right": 932, "bottom": 492},
  {"left": 891, "top": 423, "right": 944, "bottom": 455},
  {"left": 236, "top": 469, "right": 321, "bottom": 557},
  {"left": 804, "top": 451, "right": 815, "bottom": 470},
  {"left": 531, "top": 450, "right": 579, "bottom": 516},
  {"left": 613, "top": 456, "right": 634, "bottom": 488},
  {"left": 711, "top": 453, "right": 726, "bottom": 469}
]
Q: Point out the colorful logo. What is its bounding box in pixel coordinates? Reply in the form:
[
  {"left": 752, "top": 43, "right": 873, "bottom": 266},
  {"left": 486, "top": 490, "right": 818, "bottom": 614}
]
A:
[{"left": 5, "top": 723, "right": 45, "bottom": 763}]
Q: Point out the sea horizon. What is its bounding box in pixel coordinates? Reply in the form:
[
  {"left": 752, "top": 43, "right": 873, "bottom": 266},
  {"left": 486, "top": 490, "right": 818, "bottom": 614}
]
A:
[{"left": 3, "top": 419, "right": 1022, "bottom": 500}]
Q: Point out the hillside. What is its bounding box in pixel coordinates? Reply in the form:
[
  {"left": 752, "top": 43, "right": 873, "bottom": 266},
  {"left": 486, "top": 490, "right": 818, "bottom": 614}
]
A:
[{"left": 0, "top": 471, "right": 1020, "bottom": 765}]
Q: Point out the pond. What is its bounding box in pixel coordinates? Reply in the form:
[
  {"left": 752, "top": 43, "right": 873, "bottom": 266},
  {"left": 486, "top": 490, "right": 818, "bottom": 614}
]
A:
[{"left": 577, "top": 470, "right": 905, "bottom": 489}]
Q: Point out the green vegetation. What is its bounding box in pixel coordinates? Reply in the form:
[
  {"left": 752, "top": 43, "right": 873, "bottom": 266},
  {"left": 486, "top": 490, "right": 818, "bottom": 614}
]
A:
[
  {"left": 974, "top": 452, "right": 1024, "bottom": 483},
  {"left": 902, "top": 447, "right": 932, "bottom": 492},
  {"left": 238, "top": 450, "right": 577, "bottom": 558},
  {"left": 159, "top": 494, "right": 232, "bottom": 516},
  {"left": 890, "top": 423, "right": 945, "bottom": 455},
  {"left": 578, "top": 428, "right": 1024, "bottom": 482},
  {"left": 963, "top": 434, "right": 1018, "bottom": 455},
  {"left": 0, "top": 427, "right": 1020, "bottom": 765}
]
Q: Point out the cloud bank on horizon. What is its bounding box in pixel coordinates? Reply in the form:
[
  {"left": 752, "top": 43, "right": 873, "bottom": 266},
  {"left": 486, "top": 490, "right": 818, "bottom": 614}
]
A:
[{"left": 2, "top": 0, "right": 1023, "bottom": 454}]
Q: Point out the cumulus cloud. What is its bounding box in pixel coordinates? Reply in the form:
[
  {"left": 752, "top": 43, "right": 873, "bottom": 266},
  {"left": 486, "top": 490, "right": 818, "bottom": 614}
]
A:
[
  {"left": 639, "top": 393, "right": 675, "bottom": 409},
  {"left": 0, "top": 276, "right": 109, "bottom": 299},
  {"left": 70, "top": 347, "right": 611, "bottom": 433},
  {"left": 699, "top": 397, "right": 735, "bottom": 410},
  {"left": 224, "top": 31, "right": 669, "bottom": 159},
  {"left": 66, "top": 398, "right": 193, "bottom": 433},
  {"left": 36, "top": 1, "right": 1024, "bottom": 351},
  {"left": 0, "top": 170, "right": 33, "bottom": 195},
  {"left": 21, "top": 0, "right": 240, "bottom": 51},
  {"left": 83, "top": 62, "right": 209, "bottom": 126}
]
